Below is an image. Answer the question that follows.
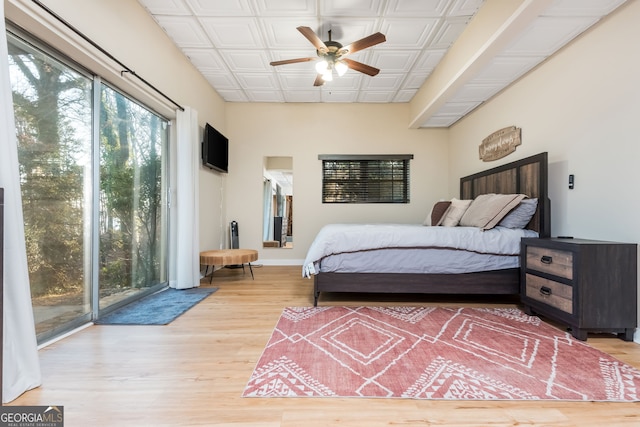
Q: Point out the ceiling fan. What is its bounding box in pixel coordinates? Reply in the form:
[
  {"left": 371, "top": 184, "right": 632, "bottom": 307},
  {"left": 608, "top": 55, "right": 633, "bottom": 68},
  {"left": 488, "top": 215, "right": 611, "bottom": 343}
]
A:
[{"left": 270, "top": 26, "right": 386, "bottom": 86}]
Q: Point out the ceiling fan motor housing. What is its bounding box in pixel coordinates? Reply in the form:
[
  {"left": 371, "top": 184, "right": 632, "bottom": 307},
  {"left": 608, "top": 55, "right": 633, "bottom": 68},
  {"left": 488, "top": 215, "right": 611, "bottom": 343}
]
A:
[{"left": 318, "top": 40, "right": 344, "bottom": 58}]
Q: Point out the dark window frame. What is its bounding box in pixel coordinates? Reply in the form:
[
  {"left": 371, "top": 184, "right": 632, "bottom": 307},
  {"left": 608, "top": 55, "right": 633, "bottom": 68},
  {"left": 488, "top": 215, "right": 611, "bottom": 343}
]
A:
[{"left": 319, "top": 154, "right": 413, "bottom": 204}]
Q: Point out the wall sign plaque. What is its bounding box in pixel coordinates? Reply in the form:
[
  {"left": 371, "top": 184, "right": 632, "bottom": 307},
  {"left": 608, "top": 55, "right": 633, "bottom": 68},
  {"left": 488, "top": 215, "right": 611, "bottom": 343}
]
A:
[{"left": 479, "top": 126, "right": 521, "bottom": 161}]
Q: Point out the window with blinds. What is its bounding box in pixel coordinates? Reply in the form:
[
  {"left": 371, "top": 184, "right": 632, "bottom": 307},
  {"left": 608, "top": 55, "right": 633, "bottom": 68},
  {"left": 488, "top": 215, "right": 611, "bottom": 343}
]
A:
[{"left": 319, "top": 155, "right": 413, "bottom": 203}]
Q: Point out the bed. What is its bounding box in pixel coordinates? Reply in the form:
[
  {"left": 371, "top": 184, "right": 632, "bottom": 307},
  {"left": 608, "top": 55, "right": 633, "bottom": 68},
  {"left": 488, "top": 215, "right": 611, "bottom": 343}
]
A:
[{"left": 305, "top": 152, "right": 550, "bottom": 306}]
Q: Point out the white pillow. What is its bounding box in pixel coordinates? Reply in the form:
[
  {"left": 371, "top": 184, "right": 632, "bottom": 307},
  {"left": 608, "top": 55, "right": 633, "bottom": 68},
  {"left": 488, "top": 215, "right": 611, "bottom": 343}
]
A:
[
  {"left": 459, "top": 193, "right": 526, "bottom": 230},
  {"left": 441, "top": 198, "right": 473, "bottom": 227}
]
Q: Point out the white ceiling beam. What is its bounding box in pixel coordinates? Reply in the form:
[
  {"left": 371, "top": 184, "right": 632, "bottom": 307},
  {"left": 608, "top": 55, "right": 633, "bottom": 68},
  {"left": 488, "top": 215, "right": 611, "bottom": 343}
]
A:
[{"left": 408, "top": 0, "right": 554, "bottom": 129}]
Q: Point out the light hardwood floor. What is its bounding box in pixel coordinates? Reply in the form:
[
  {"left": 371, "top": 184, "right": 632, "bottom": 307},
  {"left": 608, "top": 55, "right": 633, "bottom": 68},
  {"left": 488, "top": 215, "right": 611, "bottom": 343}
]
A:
[{"left": 8, "top": 266, "right": 640, "bottom": 426}]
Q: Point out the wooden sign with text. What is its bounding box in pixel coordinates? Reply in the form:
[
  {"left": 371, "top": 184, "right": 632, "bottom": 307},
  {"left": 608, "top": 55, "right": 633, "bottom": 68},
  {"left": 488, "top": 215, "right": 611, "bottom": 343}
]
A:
[{"left": 479, "top": 126, "right": 521, "bottom": 161}]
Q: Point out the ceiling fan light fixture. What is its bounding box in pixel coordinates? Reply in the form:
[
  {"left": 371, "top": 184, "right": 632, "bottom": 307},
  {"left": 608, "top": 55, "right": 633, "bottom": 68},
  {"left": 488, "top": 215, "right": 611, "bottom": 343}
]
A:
[
  {"left": 321, "top": 69, "right": 333, "bottom": 82},
  {"left": 335, "top": 60, "right": 348, "bottom": 76},
  {"left": 315, "top": 59, "right": 329, "bottom": 74}
]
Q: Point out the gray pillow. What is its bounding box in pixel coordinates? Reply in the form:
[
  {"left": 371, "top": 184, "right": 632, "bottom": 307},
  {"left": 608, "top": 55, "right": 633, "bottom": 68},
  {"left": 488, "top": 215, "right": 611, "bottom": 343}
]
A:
[{"left": 498, "top": 198, "right": 538, "bottom": 229}]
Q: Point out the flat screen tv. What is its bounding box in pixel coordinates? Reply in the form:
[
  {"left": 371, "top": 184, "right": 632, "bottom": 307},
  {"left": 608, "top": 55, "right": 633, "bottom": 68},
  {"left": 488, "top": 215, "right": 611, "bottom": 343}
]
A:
[{"left": 202, "top": 123, "right": 228, "bottom": 173}]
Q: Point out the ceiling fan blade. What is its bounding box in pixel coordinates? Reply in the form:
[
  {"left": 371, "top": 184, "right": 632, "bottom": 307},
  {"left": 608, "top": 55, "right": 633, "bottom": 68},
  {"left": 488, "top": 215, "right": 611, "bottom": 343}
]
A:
[
  {"left": 270, "top": 57, "right": 317, "bottom": 66},
  {"left": 342, "top": 58, "right": 380, "bottom": 76},
  {"left": 341, "top": 32, "right": 386, "bottom": 55},
  {"left": 297, "top": 26, "right": 328, "bottom": 52},
  {"left": 313, "top": 74, "right": 325, "bottom": 86}
]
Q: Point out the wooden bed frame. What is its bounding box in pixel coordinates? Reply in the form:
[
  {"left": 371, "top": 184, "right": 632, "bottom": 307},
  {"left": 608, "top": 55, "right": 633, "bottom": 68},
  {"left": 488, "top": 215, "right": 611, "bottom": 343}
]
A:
[{"left": 313, "top": 152, "right": 550, "bottom": 306}]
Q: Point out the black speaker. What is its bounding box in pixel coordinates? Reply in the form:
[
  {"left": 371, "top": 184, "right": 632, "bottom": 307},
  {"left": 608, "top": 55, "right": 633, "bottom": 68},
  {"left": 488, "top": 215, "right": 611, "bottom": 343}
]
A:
[
  {"left": 227, "top": 221, "right": 242, "bottom": 268},
  {"left": 230, "top": 221, "right": 239, "bottom": 249}
]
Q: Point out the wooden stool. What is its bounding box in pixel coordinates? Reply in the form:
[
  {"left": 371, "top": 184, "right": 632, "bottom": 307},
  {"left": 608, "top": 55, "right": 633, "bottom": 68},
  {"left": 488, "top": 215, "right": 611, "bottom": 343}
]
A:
[{"left": 200, "top": 249, "right": 258, "bottom": 283}]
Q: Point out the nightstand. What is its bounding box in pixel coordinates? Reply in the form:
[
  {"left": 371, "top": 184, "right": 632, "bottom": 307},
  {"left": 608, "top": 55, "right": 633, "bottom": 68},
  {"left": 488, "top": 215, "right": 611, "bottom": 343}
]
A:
[{"left": 520, "top": 237, "right": 637, "bottom": 341}]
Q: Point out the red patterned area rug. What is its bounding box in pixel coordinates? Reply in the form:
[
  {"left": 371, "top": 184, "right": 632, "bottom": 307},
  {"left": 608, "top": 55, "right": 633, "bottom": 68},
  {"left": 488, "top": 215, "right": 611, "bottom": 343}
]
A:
[{"left": 243, "top": 306, "right": 640, "bottom": 401}]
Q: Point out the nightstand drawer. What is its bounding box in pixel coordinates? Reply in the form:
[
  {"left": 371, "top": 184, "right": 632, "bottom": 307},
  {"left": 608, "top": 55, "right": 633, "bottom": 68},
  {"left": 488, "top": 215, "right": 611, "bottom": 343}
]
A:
[
  {"left": 526, "top": 246, "right": 573, "bottom": 279},
  {"left": 525, "top": 274, "right": 573, "bottom": 314}
]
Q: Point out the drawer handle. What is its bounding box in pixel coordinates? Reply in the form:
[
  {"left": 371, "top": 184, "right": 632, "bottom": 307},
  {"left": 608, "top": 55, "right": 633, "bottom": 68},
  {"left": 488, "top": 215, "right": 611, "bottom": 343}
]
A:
[
  {"left": 540, "top": 255, "right": 553, "bottom": 264},
  {"left": 540, "top": 286, "right": 552, "bottom": 296}
]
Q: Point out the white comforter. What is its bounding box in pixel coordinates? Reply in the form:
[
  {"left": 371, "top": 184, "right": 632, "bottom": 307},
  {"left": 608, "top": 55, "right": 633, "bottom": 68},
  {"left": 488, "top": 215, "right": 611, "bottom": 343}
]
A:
[{"left": 302, "top": 224, "right": 538, "bottom": 277}]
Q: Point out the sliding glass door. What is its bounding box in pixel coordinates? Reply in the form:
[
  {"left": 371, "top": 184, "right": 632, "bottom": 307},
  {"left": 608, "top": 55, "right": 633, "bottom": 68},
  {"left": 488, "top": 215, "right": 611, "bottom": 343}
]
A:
[
  {"left": 8, "top": 32, "right": 94, "bottom": 340},
  {"left": 7, "top": 29, "right": 169, "bottom": 343},
  {"left": 98, "top": 85, "right": 167, "bottom": 310}
]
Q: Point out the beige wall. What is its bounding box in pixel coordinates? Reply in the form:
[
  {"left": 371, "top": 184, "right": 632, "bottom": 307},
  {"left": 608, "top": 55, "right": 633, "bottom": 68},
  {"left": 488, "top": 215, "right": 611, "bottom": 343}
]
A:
[
  {"left": 448, "top": 1, "right": 640, "bottom": 328},
  {"left": 225, "top": 103, "right": 449, "bottom": 263},
  {"left": 448, "top": 0, "right": 640, "bottom": 244}
]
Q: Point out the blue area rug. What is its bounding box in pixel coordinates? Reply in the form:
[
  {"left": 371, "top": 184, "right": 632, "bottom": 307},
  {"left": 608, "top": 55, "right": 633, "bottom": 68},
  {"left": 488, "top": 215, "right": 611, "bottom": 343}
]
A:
[{"left": 95, "top": 287, "right": 217, "bottom": 325}]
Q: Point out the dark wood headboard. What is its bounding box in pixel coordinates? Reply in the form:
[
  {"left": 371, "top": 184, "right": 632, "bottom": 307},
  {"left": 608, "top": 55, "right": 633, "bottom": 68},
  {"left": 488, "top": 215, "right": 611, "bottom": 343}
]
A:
[{"left": 460, "top": 152, "right": 550, "bottom": 237}]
